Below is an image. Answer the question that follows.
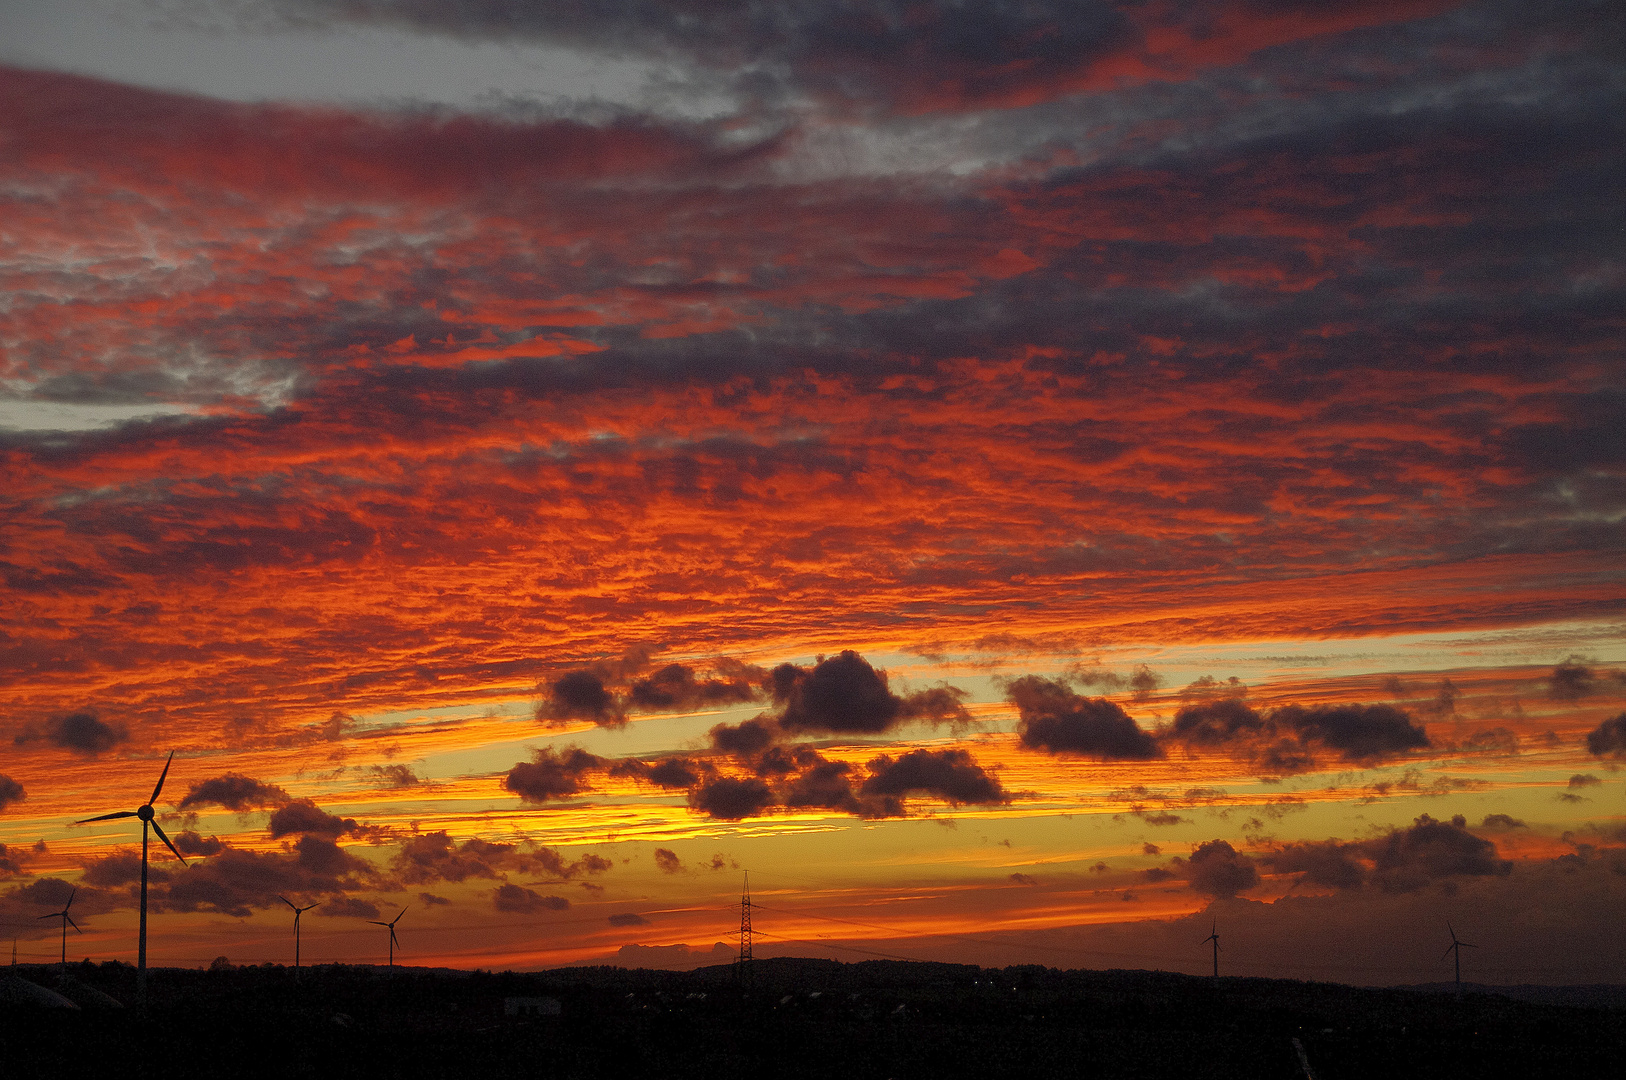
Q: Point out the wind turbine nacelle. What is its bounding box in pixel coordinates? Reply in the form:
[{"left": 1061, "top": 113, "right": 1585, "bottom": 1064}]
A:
[{"left": 137, "top": 805, "right": 155, "bottom": 821}]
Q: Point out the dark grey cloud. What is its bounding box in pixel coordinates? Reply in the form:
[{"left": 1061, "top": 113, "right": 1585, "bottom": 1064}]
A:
[
  {"left": 538, "top": 670, "right": 623, "bottom": 727},
  {"left": 709, "top": 716, "right": 779, "bottom": 755},
  {"left": 1263, "top": 840, "right": 1365, "bottom": 891},
  {"left": 536, "top": 657, "right": 768, "bottom": 727},
  {"left": 767, "top": 650, "right": 972, "bottom": 735},
  {"left": 503, "top": 745, "right": 604, "bottom": 803},
  {"left": 0, "top": 774, "right": 23, "bottom": 812},
  {"left": 857, "top": 748, "right": 1008, "bottom": 815},
  {"left": 653, "top": 848, "right": 684, "bottom": 874},
  {"left": 140, "top": 836, "right": 383, "bottom": 917},
  {"left": 780, "top": 754, "right": 863, "bottom": 814},
  {"left": 687, "top": 776, "right": 775, "bottom": 820},
  {"left": 1585, "top": 712, "right": 1626, "bottom": 758},
  {"left": 1170, "top": 698, "right": 1268, "bottom": 745},
  {"left": 318, "top": 897, "right": 380, "bottom": 918},
  {"left": 609, "top": 912, "right": 649, "bottom": 926},
  {"left": 179, "top": 773, "right": 292, "bottom": 811},
  {"left": 1547, "top": 656, "right": 1597, "bottom": 702},
  {"left": 1272, "top": 704, "right": 1430, "bottom": 763},
  {"left": 0, "top": 843, "right": 24, "bottom": 878},
  {"left": 391, "top": 831, "right": 610, "bottom": 884},
  {"left": 1569, "top": 774, "right": 1602, "bottom": 789},
  {"left": 1006, "top": 676, "right": 1160, "bottom": 759},
  {"left": 1182, "top": 675, "right": 1247, "bottom": 701},
  {"left": 1264, "top": 814, "right": 1512, "bottom": 894},
  {"left": 772, "top": 651, "right": 902, "bottom": 734},
  {"left": 1182, "top": 839, "right": 1259, "bottom": 899},
  {"left": 13, "top": 712, "right": 128, "bottom": 756},
  {"left": 493, "top": 883, "right": 570, "bottom": 913},
  {"left": 629, "top": 661, "right": 761, "bottom": 711},
  {"left": 1127, "top": 664, "right": 1163, "bottom": 702},
  {"left": 1169, "top": 698, "right": 1429, "bottom": 770},
  {"left": 267, "top": 798, "right": 365, "bottom": 839},
  {"left": 173, "top": 830, "right": 225, "bottom": 856},
  {"left": 1364, "top": 813, "right": 1511, "bottom": 893},
  {"left": 365, "top": 764, "right": 423, "bottom": 788},
  {"left": 611, "top": 755, "right": 711, "bottom": 789},
  {"left": 84, "top": 850, "right": 168, "bottom": 887}
]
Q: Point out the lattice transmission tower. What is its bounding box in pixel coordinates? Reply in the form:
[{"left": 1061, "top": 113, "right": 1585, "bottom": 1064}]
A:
[{"left": 736, "top": 871, "right": 753, "bottom": 984}]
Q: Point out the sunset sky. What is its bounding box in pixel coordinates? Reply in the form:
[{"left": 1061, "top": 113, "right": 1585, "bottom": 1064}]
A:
[{"left": 1, "top": 0, "right": 1622, "bottom": 986}]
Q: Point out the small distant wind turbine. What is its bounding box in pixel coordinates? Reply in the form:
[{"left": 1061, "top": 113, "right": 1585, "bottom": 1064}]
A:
[
  {"left": 278, "top": 895, "right": 320, "bottom": 971},
  {"left": 1442, "top": 921, "right": 1476, "bottom": 997},
  {"left": 1201, "top": 920, "right": 1220, "bottom": 978},
  {"left": 74, "top": 750, "right": 187, "bottom": 1000},
  {"left": 37, "top": 887, "right": 82, "bottom": 965},
  {"left": 368, "top": 907, "right": 406, "bottom": 970}
]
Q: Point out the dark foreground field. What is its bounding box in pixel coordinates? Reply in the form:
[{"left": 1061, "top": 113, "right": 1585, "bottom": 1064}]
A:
[{"left": 4, "top": 957, "right": 1622, "bottom": 1079}]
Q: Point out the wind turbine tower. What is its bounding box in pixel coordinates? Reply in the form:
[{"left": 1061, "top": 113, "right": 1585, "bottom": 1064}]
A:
[
  {"left": 75, "top": 750, "right": 188, "bottom": 1001},
  {"left": 368, "top": 907, "right": 406, "bottom": 970},
  {"left": 278, "top": 895, "right": 320, "bottom": 972},
  {"left": 38, "top": 887, "right": 82, "bottom": 965},
  {"left": 1443, "top": 922, "right": 1476, "bottom": 998},
  {"left": 1201, "top": 920, "right": 1220, "bottom": 978}
]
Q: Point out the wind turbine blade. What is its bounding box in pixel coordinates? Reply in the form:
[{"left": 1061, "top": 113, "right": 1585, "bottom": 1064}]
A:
[
  {"left": 391, "top": 906, "right": 407, "bottom": 925},
  {"left": 367, "top": 921, "right": 389, "bottom": 928},
  {"left": 149, "top": 750, "right": 176, "bottom": 805},
  {"left": 390, "top": 929, "right": 400, "bottom": 948},
  {"left": 150, "top": 820, "right": 189, "bottom": 865},
  {"left": 37, "top": 912, "right": 58, "bottom": 920},
  {"left": 302, "top": 903, "right": 321, "bottom": 913},
  {"left": 65, "top": 887, "right": 76, "bottom": 911},
  {"left": 1460, "top": 941, "right": 1477, "bottom": 948},
  {"left": 75, "top": 810, "right": 138, "bottom": 824},
  {"left": 1442, "top": 944, "right": 1455, "bottom": 962},
  {"left": 279, "top": 895, "right": 297, "bottom": 911},
  {"left": 66, "top": 916, "right": 81, "bottom": 933}
]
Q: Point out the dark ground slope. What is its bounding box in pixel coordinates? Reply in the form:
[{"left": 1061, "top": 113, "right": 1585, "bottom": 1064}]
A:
[{"left": 2, "top": 958, "right": 1621, "bottom": 1079}]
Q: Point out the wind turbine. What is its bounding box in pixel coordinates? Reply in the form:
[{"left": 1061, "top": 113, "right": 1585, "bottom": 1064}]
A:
[
  {"left": 74, "top": 750, "right": 187, "bottom": 1000},
  {"left": 368, "top": 907, "right": 406, "bottom": 970},
  {"left": 1443, "top": 921, "right": 1476, "bottom": 997},
  {"left": 37, "top": 887, "right": 82, "bottom": 965},
  {"left": 278, "top": 896, "right": 320, "bottom": 972},
  {"left": 1201, "top": 920, "right": 1220, "bottom": 978}
]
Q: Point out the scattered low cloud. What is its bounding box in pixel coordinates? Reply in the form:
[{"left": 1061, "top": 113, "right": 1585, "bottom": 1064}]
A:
[
  {"left": 771, "top": 651, "right": 971, "bottom": 735},
  {"left": 1585, "top": 713, "right": 1626, "bottom": 758},
  {"left": 1263, "top": 814, "right": 1512, "bottom": 894},
  {"left": 0, "top": 775, "right": 24, "bottom": 812},
  {"left": 687, "top": 776, "right": 775, "bottom": 821},
  {"left": 320, "top": 897, "right": 381, "bottom": 919},
  {"left": 267, "top": 799, "right": 370, "bottom": 839},
  {"left": 365, "top": 764, "right": 423, "bottom": 788},
  {"left": 1548, "top": 656, "right": 1597, "bottom": 702},
  {"left": 179, "top": 773, "right": 291, "bottom": 812},
  {"left": 391, "top": 831, "right": 610, "bottom": 885},
  {"left": 504, "top": 745, "right": 604, "bottom": 803},
  {"left": 1006, "top": 676, "right": 1160, "bottom": 759},
  {"left": 493, "top": 883, "right": 570, "bottom": 913},
  {"left": 13, "top": 712, "right": 128, "bottom": 756}
]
